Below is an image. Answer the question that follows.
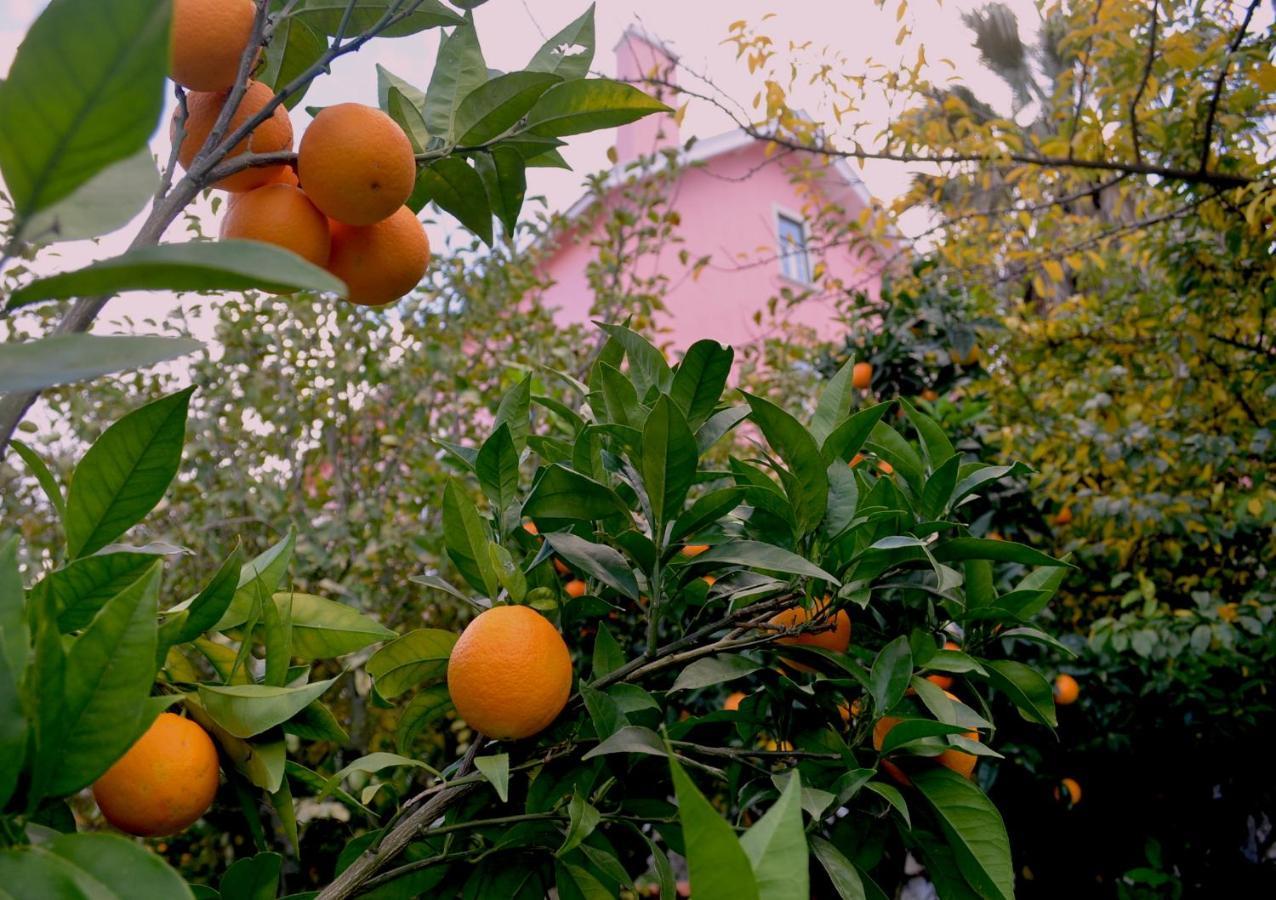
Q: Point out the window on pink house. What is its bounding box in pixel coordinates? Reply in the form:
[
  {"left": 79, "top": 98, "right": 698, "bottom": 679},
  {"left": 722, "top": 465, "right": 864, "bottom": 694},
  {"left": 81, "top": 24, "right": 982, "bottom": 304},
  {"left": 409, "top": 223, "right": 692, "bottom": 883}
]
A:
[{"left": 777, "top": 213, "right": 812, "bottom": 283}]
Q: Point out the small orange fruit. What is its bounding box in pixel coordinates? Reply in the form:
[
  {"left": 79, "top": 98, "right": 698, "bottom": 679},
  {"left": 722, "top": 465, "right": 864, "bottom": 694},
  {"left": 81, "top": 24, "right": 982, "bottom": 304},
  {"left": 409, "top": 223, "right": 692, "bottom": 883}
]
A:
[
  {"left": 723, "top": 691, "right": 746, "bottom": 711},
  {"left": 226, "top": 166, "right": 299, "bottom": 208},
  {"left": 170, "top": 0, "right": 257, "bottom": 92},
  {"left": 927, "top": 641, "right": 960, "bottom": 690},
  {"left": 521, "top": 521, "right": 538, "bottom": 535},
  {"left": 770, "top": 600, "right": 851, "bottom": 672},
  {"left": 326, "top": 206, "right": 430, "bottom": 306},
  {"left": 987, "top": 530, "right": 1004, "bottom": 541},
  {"left": 176, "top": 80, "right": 294, "bottom": 192},
  {"left": 877, "top": 460, "right": 894, "bottom": 475},
  {"left": 553, "top": 558, "right": 571, "bottom": 577},
  {"left": 92, "top": 713, "right": 219, "bottom": 837},
  {"left": 298, "top": 104, "right": 417, "bottom": 226},
  {"left": 564, "top": 579, "right": 587, "bottom": 598},
  {"left": 880, "top": 758, "right": 911, "bottom": 787},
  {"left": 446, "top": 605, "right": 572, "bottom": 740},
  {"left": 219, "top": 184, "right": 330, "bottom": 268},
  {"left": 852, "top": 362, "right": 872, "bottom": 389},
  {"left": 921, "top": 389, "right": 939, "bottom": 402},
  {"left": 872, "top": 715, "right": 901, "bottom": 752},
  {"left": 760, "top": 738, "right": 794, "bottom": 752},
  {"left": 1053, "top": 673, "right": 1080, "bottom": 705},
  {"left": 849, "top": 453, "right": 865, "bottom": 468},
  {"left": 1054, "top": 776, "right": 1082, "bottom": 806},
  {"left": 680, "top": 543, "right": 710, "bottom": 558},
  {"left": 701, "top": 575, "right": 716, "bottom": 587},
  {"left": 1054, "top": 506, "right": 1073, "bottom": 526},
  {"left": 938, "top": 730, "right": 980, "bottom": 779}
]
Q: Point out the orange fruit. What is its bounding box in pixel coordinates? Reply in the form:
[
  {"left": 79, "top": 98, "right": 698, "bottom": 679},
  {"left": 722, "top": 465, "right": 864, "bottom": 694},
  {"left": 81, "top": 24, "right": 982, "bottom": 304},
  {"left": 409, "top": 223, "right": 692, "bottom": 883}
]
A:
[
  {"left": 176, "top": 80, "right": 293, "bottom": 192},
  {"left": 1053, "top": 673, "right": 1080, "bottom": 705},
  {"left": 1054, "top": 506, "right": 1073, "bottom": 526},
  {"left": 723, "top": 691, "right": 746, "bottom": 711},
  {"left": 226, "top": 165, "right": 299, "bottom": 208},
  {"left": 564, "top": 579, "right": 587, "bottom": 598},
  {"left": 1055, "top": 776, "right": 1082, "bottom": 806},
  {"left": 553, "top": 558, "right": 571, "bottom": 577},
  {"left": 880, "top": 758, "right": 911, "bottom": 787},
  {"left": 298, "top": 104, "right": 417, "bottom": 226},
  {"left": 327, "top": 206, "right": 430, "bottom": 306},
  {"left": 680, "top": 543, "right": 710, "bottom": 558},
  {"left": 950, "top": 345, "right": 980, "bottom": 366},
  {"left": 446, "top": 605, "right": 572, "bottom": 740},
  {"left": 852, "top": 362, "right": 872, "bottom": 389},
  {"left": 921, "top": 389, "right": 939, "bottom": 402},
  {"left": 938, "top": 729, "right": 980, "bottom": 779},
  {"left": 849, "top": 453, "right": 865, "bottom": 468},
  {"left": 927, "top": 641, "right": 960, "bottom": 690},
  {"left": 92, "top": 713, "right": 219, "bottom": 837},
  {"left": 770, "top": 601, "right": 851, "bottom": 672},
  {"left": 760, "top": 738, "right": 793, "bottom": 752},
  {"left": 872, "top": 715, "right": 902, "bottom": 752},
  {"left": 219, "top": 184, "right": 330, "bottom": 268},
  {"left": 701, "top": 575, "right": 716, "bottom": 587},
  {"left": 987, "top": 530, "right": 1004, "bottom": 541},
  {"left": 522, "top": 521, "right": 539, "bottom": 535},
  {"left": 170, "top": 0, "right": 256, "bottom": 92},
  {"left": 877, "top": 460, "right": 894, "bottom": 475}
]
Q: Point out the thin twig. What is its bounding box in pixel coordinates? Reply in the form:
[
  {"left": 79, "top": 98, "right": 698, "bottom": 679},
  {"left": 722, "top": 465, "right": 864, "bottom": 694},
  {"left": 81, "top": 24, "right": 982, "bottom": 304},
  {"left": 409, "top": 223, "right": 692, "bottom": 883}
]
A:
[
  {"left": 1129, "top": 1, "right": 1159, "bottom": 165},
  {"left": 1198, "top": 0, "right": 1261, "bottom": 174}
]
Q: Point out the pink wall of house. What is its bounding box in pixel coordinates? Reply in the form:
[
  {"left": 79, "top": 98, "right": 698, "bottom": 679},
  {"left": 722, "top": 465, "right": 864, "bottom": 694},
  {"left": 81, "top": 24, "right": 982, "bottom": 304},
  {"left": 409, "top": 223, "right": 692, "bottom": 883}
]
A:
[{"left": 539, "top": 29, "right": 882, "bottom": 356}]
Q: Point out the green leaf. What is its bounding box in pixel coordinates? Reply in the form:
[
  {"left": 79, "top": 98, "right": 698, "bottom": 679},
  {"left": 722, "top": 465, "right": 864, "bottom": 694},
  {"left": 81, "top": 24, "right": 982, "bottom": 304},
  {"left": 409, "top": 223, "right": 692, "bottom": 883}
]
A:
[
  {"left": 865, "top": 422, "right": 926, "bottom": 494},
  {"left": 694, "top": 540, "right": 839, "bottom": 583},
  {"left": 739, "top": 770, "right": 808, "bottom": 900},
  {"left": 27, "top": 551, "right": 156, "bottom": 634},
  {"left": 297, "top": 0, "right": 462, "bottom": 37},
  {"left": 377, "top": 64, "right": 427, "bottom": 111},
  {"left": 50, "top": 562, "right": 160, "bottom": 795},
  {"left": 984, "top": 660, "right": 1057, "bottom": 727},
  {"left": 580, "top": 682, "right": 626, "bottom": 739},
  {"left": 582, "top": 725, "right": 667, "bottom": 760},
  {"left": 921, "top": 454, "right": 961, "bottom": 519},
  {"left": 557, "top": 790, "right": 602, "bottom": 857},
  {"left": 0, "top": 536, "right": 26, "bottom": 674},
  {"left": 0, "top": 833, "right": 194, "bottom": 899},
  {"left": 599, "top": 363, "right": 643, "bottom": 428},
  {"left": 869, "top": 636, "right": 913, "bottom": 714},
  {"left": 456, "top": 71, "right": 562, "bottom": 145},
  {"left": 525, "top": 78, "right": 670, "bottom": 137},
  {"left": 322, "top": 752, "right": 436, "bottom": 802},
  {"left": 0, "top": 0, "right": 170, "bottom": 232},
  {"left": 934, "top": 538, "right": 1070, "bottom": 568},
  {"left": 809, "top": 836, "right": 867, "bottom": 900},
  {"left": 963, "top": 559, "right": 996, "bottom": 610},
  {"left": 64, "top": 387, "right": 192, "bottom": 559},
  {"left": 544, "top": 533, "right": 639, "bottom": 601},
  {"left": 165, "top": 544, "right": 245, "bottom": 645},
  {"left": 413, "top": 156, "right": 493, "bottom": 246},
  {"left": 396, "top": 684, "right": 453, "bottom": 753},
  {"left": 474, "top": 752, "right": 510, "bottom": 803},
  {"left": 493, "top": 374, "right": 533, "bottom": 451},
  {"left": 697, "top": 407, "right": 750, "bottom": 454},
  {"left": 821, "top": 402, "right": 891, "bottom": 463},
  {"left": 950, "top": 462, "right": 1032, "bottom": 507},
  {"left": 527, "top": 5, "right": 596, "bottom": 79},
  {"left": 215, "top": 528, "right": 296, "bottom": 630},
  {"left": 744, "top": 393, "right": 828, "bottom": 536},
  {"left": 596, "top": 323, "right": 673, "bottom": 397},
  {"left": 260, "top": 586, "right": 292, "bottom": 688},
  {"left": 878, "top": 718, "right": 972, "bottom": 755},
  {"left": 475, "top": 424, "right": 520, "bottom": 519},
  {"left": 282, "top": 700, "right": 349, "bottom": 744},
  {"left": 911, "top": 769, "right": 1014, "bottom": 900},
  {"left": 23, "top": 591, "right": 65, "bottom": 806},
  {"left": 199, "top": 677, "right": 340, "bottom": 738},
  {"left": 0, "top": 334, "right": 202, "bottom": 394},
  {"left": 259, "top": 15, "right": 327, "bottom": 110},
  {"left": 671, "top": 340, "right": 733, "bottom": 429},
  {"left": 670, "top": 487, "right": 745, "bottom": 544},
  {"left": 21, "top": 147, "right": 158, "bottom": 245},
  {"left": 900, "top": 399, "right": 955, "bottom": 468},
  {"left": 9, "top": 438, "right": 67, "bottom": 523},
  {"left": 642, "top": 395, "right": 698, "bottom": 532},
  {"left": 387, "top": 86, "right": 430, "bottom": 153},
  {"left": 264, "top": 592, "right": 395, "bottom": 660},
  {"left": 633, "top": 826, "right": 676, "bottom": 900},
  {"left": 423, "top": 16, "right": 487, "bottom": 139},
  {"left": 863, "top": 781, "right": 910, "bottom": 827},
  {"left": 0, "top": 549, "right": 26, "bottom": 807},
  {"left": 7, "top": 240, "right": 347, "bottom": 311},
  {"left": 810, "top": 358, "right": 859, "bottom": 444},
  {"left": 366, "top": 629, "right": 457, "bottom": 698},
  {"left": 670, "top": 654, "right": 760, "bottom": 692},
  {"left": 669, "top": 752, "right": 761, "bottom": 900},
  {"left": 219, "top": 851, "right": 282, "bottom": 900},
  {"left": 523, "top": 465, "right": 630, "bottom": 521},
  {"left": 443, "top": 480, "right": 500, "bottom": 598},
  {"left": 489, "top": 543, "right": 528, "bottom": 603},
  {"left": 475, "top": 146, "right": 528, "bottom": 236}
]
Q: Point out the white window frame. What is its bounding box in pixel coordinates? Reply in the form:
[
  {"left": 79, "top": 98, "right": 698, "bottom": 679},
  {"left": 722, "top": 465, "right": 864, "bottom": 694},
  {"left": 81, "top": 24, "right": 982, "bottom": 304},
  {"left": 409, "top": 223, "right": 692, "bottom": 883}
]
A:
[{"left": 774, "top": 205, "right": 813, "bottom": 284}]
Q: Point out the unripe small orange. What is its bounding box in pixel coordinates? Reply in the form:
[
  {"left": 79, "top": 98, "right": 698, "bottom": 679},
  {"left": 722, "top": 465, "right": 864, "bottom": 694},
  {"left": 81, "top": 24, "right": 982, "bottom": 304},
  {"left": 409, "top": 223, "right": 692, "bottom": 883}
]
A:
[
  {"left": 723, "top": 691, "right": 746, "bottom": 711},
  {"left": 680, "top": 543, "right": 710, "bottom": 558},
  {"left": 553, "top": 558, "right": 571, "bottom": 577},
  {"left": 1055, "top": 776, "right": 1083, "bottom": 806},
  {"left": 521, "top": 521, "right": 539, "bottom": 535}
]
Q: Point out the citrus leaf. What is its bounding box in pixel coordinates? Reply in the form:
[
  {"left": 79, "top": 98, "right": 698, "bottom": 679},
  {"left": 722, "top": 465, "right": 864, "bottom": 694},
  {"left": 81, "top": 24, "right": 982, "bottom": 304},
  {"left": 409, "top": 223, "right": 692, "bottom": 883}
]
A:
[
  {"left": 911, "top": 768, "right": 1014, "bottom": 900},
  {"left": 526, "top": 5, "right": 595, "bottom": 79},
  {"left": 456, "top": 71, "right": 561, "bottom": 145},
  {"left": 525, "top": 79, "right": 670, "bottom": 137},
  {"left": 669, "top": 751, "right": 761, "bottom": 900},
  {"left": 475, "top": 752, "right": 510, "bottom": 803},
  {"left": 0, "top": 334, "right": 202, "bottom": 395},
  {"left": 198, "top": 677, "right": 340, "bottom": 738},
  {"left": 366, "top": 629, "right": 458, "bottom": 698}
]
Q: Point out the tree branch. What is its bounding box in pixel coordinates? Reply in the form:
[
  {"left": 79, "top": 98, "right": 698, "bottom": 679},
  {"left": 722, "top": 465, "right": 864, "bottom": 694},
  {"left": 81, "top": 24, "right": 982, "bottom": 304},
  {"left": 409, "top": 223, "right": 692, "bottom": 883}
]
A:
[
  {"left": 1198, "top": 0, "right": 1261, "bottom": 174},
  {"left": 1130, "top": 0, "right": 1159, "bottom": 165}
]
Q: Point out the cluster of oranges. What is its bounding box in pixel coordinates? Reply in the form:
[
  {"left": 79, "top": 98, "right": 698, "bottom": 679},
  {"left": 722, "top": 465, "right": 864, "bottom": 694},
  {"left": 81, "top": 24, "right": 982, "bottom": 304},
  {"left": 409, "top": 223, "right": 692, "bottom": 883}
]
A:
[{"left": 171, "top": 0, "right": 429, "bottom": 306}]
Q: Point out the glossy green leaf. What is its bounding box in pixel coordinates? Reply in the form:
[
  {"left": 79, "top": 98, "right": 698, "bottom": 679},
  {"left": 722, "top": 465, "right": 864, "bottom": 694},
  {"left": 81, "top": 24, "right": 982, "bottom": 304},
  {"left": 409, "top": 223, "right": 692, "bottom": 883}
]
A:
[
  {"left": 475, "top": 752, "right": 510, "bottom": 803},
  {"left": 863, "top": 781, "right": 910, "bottom": 827},
  {"left": 262, "top": 592, "right": 395, "bottom": 660},
  {"left": 582, "top": 725, "right": 667, "bottom": 760},
  {"left": 475, "top": 424, "right": 519, "bottom": 518},
  {"left": 670, "top": 654, "right": 760, "bottom": 692},
  {"left": 259, "top": 14, "right": 327, "bottom": 109},
  {"left": 556, "top": 790, "right": 602, "bottom": 857},
  {"left": 396, "top": 685, "right": 453, "bottom": 753},
  {"left": 810, "top": 358, "right": 859, "bottom": 444},
  {"left": 0, "top": 0, "right": 169, "bottom": 232},
  {"left": 934, "top": 538, "right": 1070, "bottom": 568},
  {"left": 0, "top": 550, "right": 25, "bottom": 807},
  {"left": 740, "top": 770, "right": 808, "bottom": 900},
  {"left": 64, "top": 388, "right": 192, "bottom": 558},
  {"left": 950, "top": 462, "right": 1033, "bottom": 507},
  {"left": 8, "top": 240, "right": 346, "bottom": 311},
  {"left": 984, "top": 659, "right": 1057, "bottom": 727},
  {"left": 545, "top": 533, "right": 640, "bottom": 601},
  {"left": 377, "top": 64, "right": 426, "bottom": 110},
  {"left": 921, "top": 454, "right": 961, "bottom": 519},
  {"left": 21, "top": 147, "right": 158, "bottom": 245},
  {"left": 199, "top": 677, "right": 339, "bottom": 738},
  {"left": 165, "top": 544, "right": 245, "bottom": 644},
  {"left": 527, "top": 5, "right": 596, "bottom": 79},
  {"left": 694, "top": 540, "right": 839, "bottom": 583},
  {"left": 810, "top": 836, "right": 868, "bottom": 900},
  {"left": 0, "top": 536, "right": 26, "bottom": 674},
  {"left": 869, "top": 636, "right": 913, "bottom": 714},
  {"left": 671, "top": 340, "right": 733, "bottom": 429},
  {"left": 297, "top": 0, "right": 462, "bottom": 37},
  {"left": 219, "top": 851, "right": 282, "bottom": 900},
  {"left": 215, "top": 528, "right": 296, "bottom": 630},
  {"left": 493, "top": 374, "right": 533, "bottom": 451},
  {"left": 669, "top": 752, "right": 761, "bottom": 900},
  {"left": 443, "top": 479, "right": 500, "bottom": 597},
  {"left": 865, "top": 422, "right": 926, "bottom": 494},
  {"left": 50, "top": 562, "right": 160, "bottom": 795},
  {"left": 9, "top": 438, "right": 66, "bottom": 523},
  {"left": 821, "top": 402, "right": 891, "bottom": 463},
  {"left": 525, "top": 78, "right": 670, "bottom": 137},
  {"left": 744, "top": 393, "right": 828, "bottom": 535},
  {"left": 423, "top": 15, "right": 487, "bottom": 138},
  {"left": 387, "top": 86, "right": 430, "bottom": 153},
  {"left": 456, "top": 71, "right": 562, "bottom": 145},
  {"left": 366, "top": 629, "right": 457, "bottom": 698},
  {"left": 697, "top": 407, "right": 750, "bottom": 454},
  {"left": 0, "top": 334, "right": 203, "bottom": 394},
  {"left": 670, "top": 487, "right": 745, "bottom": 544},
  {"left": 642, "top": 395, "right": 698, "bottom": 531},
  {"left": 282, "top": 700, "right": 349, "bottom": 745},
  {"left": 912, "top": 768, "right": 1014, "bottom": 900},
  {"left": 26, "top": 551, "right": 154, "bottom": 634},
  {"left": 901, "top": 399, "right": 956, "bottom": 468},
  {"left": 0, "top": 833, "right": 194, "bottom": 899},
  {"left": 475, "top": 146, "right": 528, "bottom": 236},
  {"left": 523, "top": 465, "right": 630, "bottom": 521},
  {"left": 878, "top": 718, "right": 972, "bottom": 755},
  {"left": 597, "top": 323, "right": 673, "bottom": 396},
  {"left": 413, "top": 156, "right": 493, "bottom": 246}
]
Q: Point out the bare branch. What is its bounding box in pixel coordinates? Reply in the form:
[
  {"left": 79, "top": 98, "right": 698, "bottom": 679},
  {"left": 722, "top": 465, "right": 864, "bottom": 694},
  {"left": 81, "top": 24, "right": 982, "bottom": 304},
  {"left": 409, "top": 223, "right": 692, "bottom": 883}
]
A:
[
  {"left": 1130, "top": 1, "right": 1159, "bottom": 165},
  {"left": 1198, "top": 0, "right": 1261, "bottom": 174}
]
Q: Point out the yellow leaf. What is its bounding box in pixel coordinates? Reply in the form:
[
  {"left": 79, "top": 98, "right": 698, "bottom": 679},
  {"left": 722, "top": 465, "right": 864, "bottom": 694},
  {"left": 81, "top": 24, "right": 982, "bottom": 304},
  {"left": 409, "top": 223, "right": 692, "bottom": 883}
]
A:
[{"left": 1043, "top": 259, "right": 1065, "bottom": 282}]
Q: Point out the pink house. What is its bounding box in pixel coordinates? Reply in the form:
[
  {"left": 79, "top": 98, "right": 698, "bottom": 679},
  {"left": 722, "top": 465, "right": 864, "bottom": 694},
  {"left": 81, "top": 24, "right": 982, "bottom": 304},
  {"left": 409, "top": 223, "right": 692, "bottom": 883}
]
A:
[{"left": 538, "top": 27, "right": 883, "bottom": 352}]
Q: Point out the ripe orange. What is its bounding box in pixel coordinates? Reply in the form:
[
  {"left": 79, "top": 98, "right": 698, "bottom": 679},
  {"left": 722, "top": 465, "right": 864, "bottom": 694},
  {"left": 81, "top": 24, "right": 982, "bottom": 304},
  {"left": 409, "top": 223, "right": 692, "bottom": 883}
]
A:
[
  {"left": 723, "top": 691, "right": 746, "bottom": 711},
  {"left": 701, "top": 575, "right": 716, "bottom": 587},
  {"left": 92, "top": 713, "right": 219, "bottom": 837},
  {"left": 760, "top": 737, "right": 794, "bottom": 752},
  {"left": 170, "top": 0, "right": 256, "bottom": 92},
  {"left": 872, "top": 715, "right": 901, "bottom": 751},
  {"left": 220, "top": 184, "right": 330, "bottom": 268},
  {"left": 522, "top": 521, "right": 539, "bottom": 535},
  {"left": 1055, "top": 776, "right": 1082, "bottom": 806},
  {"left": 1053, "top": 673, "right": 1080, "bottom": 705},
  {"left": 921, "top": 389, "right": 939, "bottom": 402},
  {"left": 176, "top": 80, "right": 294, "bottom": 192},
  {"left": 938, "top": 729, "right": 980, "bottom": 779},
  {"left": 877, "top": 460, "right": 894, "bottom": 475},
  {"left": 226, "top": 165, "right": 299, "bottom": 208},
  {"left": 852, "top": 362, "right": 872, "bottom": 390},
  {"left": 564, "top": 579, "right": 587, "bottom": 598},
  {"left": 849, "top": 453, "right": 865, "bottom": 468},
  {"left": 927, "top": 641, "right": 960, "bottom": 690},
  {"left": 1055, "top": 506, "right": 1073, "bottom": 526},
  {"left": 680, "top": 543, "right": 710, "bottom": 558},
  {"left": 298, "top": 104, "right": 417, "bottom": 226},
  {"left": 326, "top": 206, "right": 430, "bottom": 306},
  {"left": 553, "top": 558, "right": 571, "bottom": 577},
  {"left": 770, "top": 600, "right": 851, "bottom": 672},
  {"left": 446, "top": 605, "right": 572, "bottom": 740}
]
